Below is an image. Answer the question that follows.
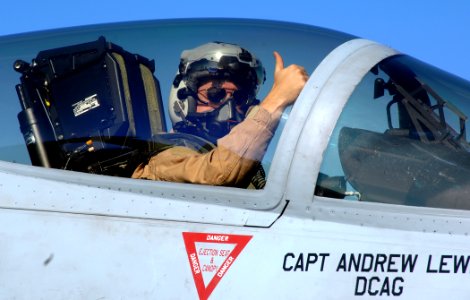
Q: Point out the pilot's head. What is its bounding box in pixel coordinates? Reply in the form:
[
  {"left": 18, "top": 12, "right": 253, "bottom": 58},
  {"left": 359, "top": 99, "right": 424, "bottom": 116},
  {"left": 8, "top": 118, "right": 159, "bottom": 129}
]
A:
[{"left": 169, "top": 42, "right": 265, "bottom": 143}]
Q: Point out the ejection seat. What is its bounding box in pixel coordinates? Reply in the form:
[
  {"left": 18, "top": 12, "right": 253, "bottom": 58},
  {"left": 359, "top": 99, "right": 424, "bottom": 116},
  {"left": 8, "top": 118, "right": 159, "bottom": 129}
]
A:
[{"left": 14, "top": 36, "right": 168, "bottom": 177}]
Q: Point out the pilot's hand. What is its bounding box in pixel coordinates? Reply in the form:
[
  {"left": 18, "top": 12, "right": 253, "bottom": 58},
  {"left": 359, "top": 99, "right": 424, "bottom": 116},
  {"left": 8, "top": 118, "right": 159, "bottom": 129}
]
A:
[{"left": 261, "top": 51, "right": 308, "bottom": 114}]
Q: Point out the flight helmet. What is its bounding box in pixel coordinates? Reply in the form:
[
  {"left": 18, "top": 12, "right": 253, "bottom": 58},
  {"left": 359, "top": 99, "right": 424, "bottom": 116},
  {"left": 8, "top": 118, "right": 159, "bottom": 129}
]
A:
[{"left": 169, "top": 42, "right": 265, "bottom": 143}]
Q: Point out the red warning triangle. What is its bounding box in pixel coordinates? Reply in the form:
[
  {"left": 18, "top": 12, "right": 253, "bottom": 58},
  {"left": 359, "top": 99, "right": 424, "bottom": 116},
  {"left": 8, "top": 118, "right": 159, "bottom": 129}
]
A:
[{"left": 183, "top": 232, "right": 252, "bottom": 300}]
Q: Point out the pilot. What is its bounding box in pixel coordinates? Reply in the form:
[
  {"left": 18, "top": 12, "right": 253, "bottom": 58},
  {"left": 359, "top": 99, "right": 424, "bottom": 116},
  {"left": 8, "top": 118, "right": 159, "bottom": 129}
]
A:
[{"left": 132, "top": 42, "right": 308, "bottom": 188}]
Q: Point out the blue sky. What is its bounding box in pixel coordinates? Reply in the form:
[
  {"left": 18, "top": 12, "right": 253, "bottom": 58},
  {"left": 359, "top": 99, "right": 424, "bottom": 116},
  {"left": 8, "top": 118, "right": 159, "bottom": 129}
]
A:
[{"left": 1, "top": 1, "right": 469, "bottom": 80}]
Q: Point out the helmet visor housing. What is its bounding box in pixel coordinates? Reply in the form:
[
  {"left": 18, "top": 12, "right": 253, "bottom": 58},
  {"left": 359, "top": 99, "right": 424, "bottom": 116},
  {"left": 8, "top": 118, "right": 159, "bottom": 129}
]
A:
[{"left": 180, "top": 42, "right": 265, "bottom": 103}]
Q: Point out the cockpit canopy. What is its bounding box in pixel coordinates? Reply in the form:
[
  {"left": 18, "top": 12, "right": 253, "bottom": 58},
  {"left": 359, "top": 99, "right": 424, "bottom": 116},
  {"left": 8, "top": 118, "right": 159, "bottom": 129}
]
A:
[
  {"left": 0, "top": 19, "right": 354, "bottom": 170},
  {"left": 3, "top": 18, "right": 470, "bottom": 210}
]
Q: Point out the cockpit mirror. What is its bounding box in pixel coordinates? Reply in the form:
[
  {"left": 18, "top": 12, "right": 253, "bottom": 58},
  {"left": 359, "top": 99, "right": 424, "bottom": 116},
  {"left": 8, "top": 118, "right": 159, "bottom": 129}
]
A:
[{"left": 373, "top": 78, "right": 385, "bottom": 99}]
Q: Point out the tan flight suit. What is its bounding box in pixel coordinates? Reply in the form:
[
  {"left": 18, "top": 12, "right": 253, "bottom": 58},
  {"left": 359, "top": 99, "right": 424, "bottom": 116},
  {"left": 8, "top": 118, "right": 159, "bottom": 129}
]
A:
[{"left": 132, "top": 106, "right": 281, "bottom": 187}]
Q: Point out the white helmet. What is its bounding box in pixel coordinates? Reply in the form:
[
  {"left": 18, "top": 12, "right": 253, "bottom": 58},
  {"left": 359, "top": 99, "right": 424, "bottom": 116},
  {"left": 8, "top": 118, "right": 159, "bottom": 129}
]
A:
[{"left": 168, "top": 42, "right": 265, "bottom": 143}]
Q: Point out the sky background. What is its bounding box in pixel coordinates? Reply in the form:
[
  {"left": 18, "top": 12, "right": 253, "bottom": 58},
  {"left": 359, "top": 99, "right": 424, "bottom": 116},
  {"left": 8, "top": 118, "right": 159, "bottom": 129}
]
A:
[{"left": 0, "top": 0, "right": 469, "bottom": 81}]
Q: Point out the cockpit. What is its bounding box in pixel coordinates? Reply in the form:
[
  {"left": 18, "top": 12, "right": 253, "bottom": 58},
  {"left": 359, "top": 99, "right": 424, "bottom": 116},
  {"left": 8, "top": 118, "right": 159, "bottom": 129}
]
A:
[
  {"left": 2, "top": 19, "right": 470, "bottom": 212},
  {"left": 1, "top": 19, "right": 351, "bottom": 188}
]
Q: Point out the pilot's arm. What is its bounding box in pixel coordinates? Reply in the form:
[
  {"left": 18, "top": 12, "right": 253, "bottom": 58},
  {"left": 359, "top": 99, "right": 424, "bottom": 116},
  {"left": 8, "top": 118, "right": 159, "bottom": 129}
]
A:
[{"left": 132, "top": 105, "right": 277, "bottom": 186}]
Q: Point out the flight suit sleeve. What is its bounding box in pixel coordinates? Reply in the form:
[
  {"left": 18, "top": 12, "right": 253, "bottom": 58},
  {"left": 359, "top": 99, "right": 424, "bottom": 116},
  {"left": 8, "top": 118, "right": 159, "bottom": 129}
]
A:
[{"left": 131, "top": 105, "right": 282, "bottom": 186}]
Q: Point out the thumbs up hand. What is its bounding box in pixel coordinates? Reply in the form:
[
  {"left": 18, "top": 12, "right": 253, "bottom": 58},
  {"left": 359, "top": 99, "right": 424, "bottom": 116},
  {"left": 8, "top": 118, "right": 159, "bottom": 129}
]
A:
[{"left": 261, "top": 51, "right": 308, "bottom": 114}]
